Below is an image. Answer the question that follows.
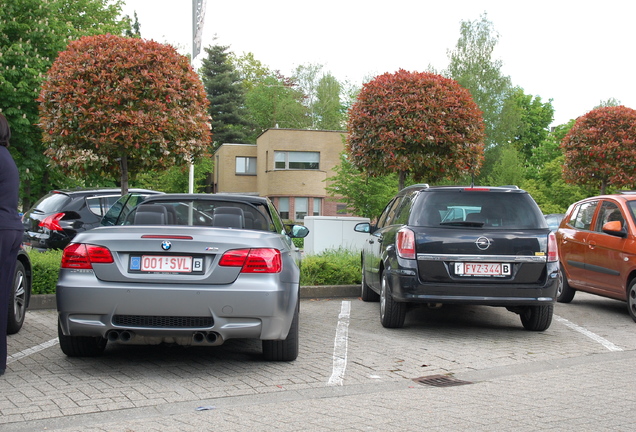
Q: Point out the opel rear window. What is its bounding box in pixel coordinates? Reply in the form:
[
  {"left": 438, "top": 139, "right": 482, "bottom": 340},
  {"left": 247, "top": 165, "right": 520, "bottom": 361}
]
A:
[{"left": 411, "top": 191, "right": 547, "bottom": 229}]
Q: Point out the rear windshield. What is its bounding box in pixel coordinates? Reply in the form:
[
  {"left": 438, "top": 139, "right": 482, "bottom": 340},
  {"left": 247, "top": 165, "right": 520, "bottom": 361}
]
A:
[
  {"left": 122, "top": 199, "right": 275, "bottom": 232},
  {"left": 29, "top": 192, "right": 71, "bottom": 213},
  {"left": 411, "top": 191, "right": 547, "bottom": 229}
]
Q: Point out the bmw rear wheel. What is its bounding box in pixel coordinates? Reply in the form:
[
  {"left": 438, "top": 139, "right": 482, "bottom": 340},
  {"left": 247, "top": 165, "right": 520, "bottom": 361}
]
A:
[
  {"left": 379, "top": 271, "right": 406, "bottom": 328},
  {"left": 262, "top": 300, "right": 299, "bottom": 361},
  {"left": 57, "top": 320, "right": 107, "bottom": 357}
]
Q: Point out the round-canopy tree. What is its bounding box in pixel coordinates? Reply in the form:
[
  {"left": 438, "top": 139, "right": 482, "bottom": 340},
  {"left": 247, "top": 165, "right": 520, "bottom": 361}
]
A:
[
  {"left": 347, "top": 70, "right": 485, "bottom": 190},
  {"left": 39, "top": 34, "right": 212, "bottom": 194},
  {"left": 562, "top": 106, "right": 636, "bottom": 194}
]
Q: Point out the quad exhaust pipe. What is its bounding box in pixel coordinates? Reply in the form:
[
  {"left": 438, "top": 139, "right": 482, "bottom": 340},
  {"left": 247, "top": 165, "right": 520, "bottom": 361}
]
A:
[{"left": 105, "top": 330, "right": 220, "bottom": 345}]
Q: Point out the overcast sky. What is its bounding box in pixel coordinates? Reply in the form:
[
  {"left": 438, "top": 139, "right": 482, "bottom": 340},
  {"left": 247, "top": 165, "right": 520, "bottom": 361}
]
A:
[{"left": 121, "top": 0, "right": 636, "bottom": 127}]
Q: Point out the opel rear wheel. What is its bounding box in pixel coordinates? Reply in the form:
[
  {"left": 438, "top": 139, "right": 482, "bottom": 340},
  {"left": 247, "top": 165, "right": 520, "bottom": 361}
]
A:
[
  {"left": 520, "top": 304, "right": 554, "bottom": 331},
  {"left": 379, "top": 272, "right": 406, "bottom": 328}
]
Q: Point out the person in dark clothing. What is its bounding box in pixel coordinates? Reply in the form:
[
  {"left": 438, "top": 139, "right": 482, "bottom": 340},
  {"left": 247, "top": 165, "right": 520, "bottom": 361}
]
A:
[{"left": 0, "top": 113, "right": 24, "bottom": 376}]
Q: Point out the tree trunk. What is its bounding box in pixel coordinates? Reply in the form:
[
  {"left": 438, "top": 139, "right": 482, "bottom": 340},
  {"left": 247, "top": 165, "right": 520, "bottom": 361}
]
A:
[
  {"left": 21, "top": 178, "right": 32, "bottom": 214},
  {"left": 600, "top": 179, "right": 607, "bottom": 195},
  {"left": 398, "top": 171, "right": 406, "bottom": 191},
  {"left": 120, "top": 155, "right": 129, "bottom": 195},
  {"left": 205, "top": 171, "right": 214, "bottom": 193}
]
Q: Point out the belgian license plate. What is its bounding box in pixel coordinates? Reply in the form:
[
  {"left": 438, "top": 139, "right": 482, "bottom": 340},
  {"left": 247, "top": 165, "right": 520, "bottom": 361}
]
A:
[
  {"left": 130, "top": 256, "right": 201, "bottom": 273},
  {"left": 455, "top": 262, "right": 511, "bottom": 276}
]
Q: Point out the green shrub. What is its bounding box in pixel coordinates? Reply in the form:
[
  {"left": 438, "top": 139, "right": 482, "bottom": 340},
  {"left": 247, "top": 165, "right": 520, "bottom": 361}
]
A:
[
  {"left": 300, "top": 248, "right": 361, "bottom": 286},
  {"left": 28, "top": 250, "right": 63, "bottom": 295}
]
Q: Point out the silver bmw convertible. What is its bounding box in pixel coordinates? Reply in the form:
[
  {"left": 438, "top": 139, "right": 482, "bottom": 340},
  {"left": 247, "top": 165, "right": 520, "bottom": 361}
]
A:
[{"left": 56, "top": 193, "right": 309, "bottom": 361}]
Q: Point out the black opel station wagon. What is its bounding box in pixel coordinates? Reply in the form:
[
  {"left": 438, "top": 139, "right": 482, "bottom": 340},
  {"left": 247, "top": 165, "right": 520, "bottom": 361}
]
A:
[{"left": 355, "top": 184, "right": 559, "bottom": 331}]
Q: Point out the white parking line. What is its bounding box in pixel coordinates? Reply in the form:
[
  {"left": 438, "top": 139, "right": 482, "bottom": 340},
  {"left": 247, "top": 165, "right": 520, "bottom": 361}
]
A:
[
  {"left": 327, "top": 301, "right": 351, "bottom": 386},
  {"left": 554, "top": 315, "right": 623, "bottom": 352},
  {"left": 7, "top": 337, "right": 59, "bottom": 364}
]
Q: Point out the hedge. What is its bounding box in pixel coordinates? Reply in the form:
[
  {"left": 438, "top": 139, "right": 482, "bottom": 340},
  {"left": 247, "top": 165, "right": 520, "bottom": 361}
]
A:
[
  {"left": 28, "top": 248, "right": 361, "bottom": 294},
  {"left": 28, "top": 250, "right": 63, "bottom": 295}
]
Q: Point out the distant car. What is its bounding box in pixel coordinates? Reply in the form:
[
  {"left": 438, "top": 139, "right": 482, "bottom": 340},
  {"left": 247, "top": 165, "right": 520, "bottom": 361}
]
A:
[
  {"left": 56, "top": 193, "right": 309, "bottom": 361},
  {"left": 22, "top": 188, "right": 162, "bottom": 251},
  {"left": 354, "top": 184, "right": 559, "bottom": 331},
  {"left": 556, "top": 192, "right": 636, "bottom": 321},
  {"left": 544, "top": 213, "right": 565, "bottom": 232},
  {"left": 9, "top": 246, "right": 32, "bottom": 334}
]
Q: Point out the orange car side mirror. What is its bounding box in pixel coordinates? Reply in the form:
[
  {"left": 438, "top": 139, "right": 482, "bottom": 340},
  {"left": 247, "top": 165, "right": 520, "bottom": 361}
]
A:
[{"left": 602, "top": 220, "right": 627, "bottom": 237}]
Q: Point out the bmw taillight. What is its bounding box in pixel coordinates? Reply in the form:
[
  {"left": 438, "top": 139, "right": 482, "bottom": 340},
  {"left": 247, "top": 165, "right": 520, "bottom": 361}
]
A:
[
  {"left": 39, "top": 212, "right": 65, "bottom": 231},
  {"left": 396, "top": 228, "right": 416, "bottom": 259},
  {"left": 61, "top": 243, "right": 114, "bottom": 269},
  {"left": 219, "top": 248, "right": 282, "bottom": 273},
  {"left": 547, "top": 232, "right": 558, "bottom": 262}
]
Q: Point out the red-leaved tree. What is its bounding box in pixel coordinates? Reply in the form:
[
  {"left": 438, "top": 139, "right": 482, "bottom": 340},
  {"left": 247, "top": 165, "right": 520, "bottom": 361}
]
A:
[
  {"left": 39, "top": 34, "right": 212, "bottom": 194},
  {"left": 347, "top": 70, "right": 485, "bottom": 190},
  {"left": 562, "top": 106, "right": 636, "bottom": 194}
]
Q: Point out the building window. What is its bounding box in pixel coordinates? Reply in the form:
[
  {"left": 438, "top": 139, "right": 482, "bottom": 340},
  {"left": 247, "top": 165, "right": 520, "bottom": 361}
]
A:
[
  {"left": 278, "top": 197, "right": 289, "bottom": 220},
  {"left": 313, "top": 198, "right": 321, "bottom": 216},
  {"left": 274, "top": 151, "right": 319, "bottom": 170},
  {"left": 236, "top": 157, "right": 256, "bottom": 175},
  {"left": 295, "top": 197, "right": 308, "bottom": 220}
]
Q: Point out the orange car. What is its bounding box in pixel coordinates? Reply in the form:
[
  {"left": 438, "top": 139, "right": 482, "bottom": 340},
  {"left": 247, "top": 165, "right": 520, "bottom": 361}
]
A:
[{"left": 556, "top": 192, "right": 636, "bottom": 321}]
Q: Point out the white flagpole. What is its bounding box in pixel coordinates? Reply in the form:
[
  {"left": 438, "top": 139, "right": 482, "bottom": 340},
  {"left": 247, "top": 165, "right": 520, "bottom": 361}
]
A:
[{"left": 189, "top": 0, "right": 207, "bottom": 194}]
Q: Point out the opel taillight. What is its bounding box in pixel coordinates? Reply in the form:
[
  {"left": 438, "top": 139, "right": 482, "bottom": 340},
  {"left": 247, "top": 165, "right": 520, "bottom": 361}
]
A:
[
  {"left": 219, "top": 248, "right": 282, "bottom": 273},
  {"left": 547, "top": 232, "right": 558, "bottom": 262},
  {"left": 396, "top": 228, "right": 416, "bottom": 259},
  {"left": 61, "top": 243, "right": 114, "bottom": 269},
  {"left": 39, "top": 212, "right": 65, "bottom": 231}
]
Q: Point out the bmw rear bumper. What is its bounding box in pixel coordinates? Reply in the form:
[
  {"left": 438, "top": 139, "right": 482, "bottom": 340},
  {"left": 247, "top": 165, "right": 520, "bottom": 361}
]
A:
[{"left": 56, "top": 270, "right": 298, "bottom": 345}]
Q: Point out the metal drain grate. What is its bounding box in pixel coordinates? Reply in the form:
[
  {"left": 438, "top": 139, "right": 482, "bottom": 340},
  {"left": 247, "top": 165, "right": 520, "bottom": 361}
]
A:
[{"left": 412, "top": 375, "right": 472, "bottom": 387}]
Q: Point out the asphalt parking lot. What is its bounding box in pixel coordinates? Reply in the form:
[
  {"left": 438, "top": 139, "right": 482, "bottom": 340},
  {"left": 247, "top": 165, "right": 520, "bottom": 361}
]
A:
[{"left": 1, "top": 291, "right": 635, "bottom": 431}]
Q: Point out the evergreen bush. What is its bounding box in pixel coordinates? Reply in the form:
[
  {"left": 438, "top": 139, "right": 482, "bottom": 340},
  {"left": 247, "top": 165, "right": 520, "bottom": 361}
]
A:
[
  {"left": 300, "top": 248, "right": 361, "bottom": 286},
  {"left": 28, "top": 250, "right": 63, "bottom": 295}
]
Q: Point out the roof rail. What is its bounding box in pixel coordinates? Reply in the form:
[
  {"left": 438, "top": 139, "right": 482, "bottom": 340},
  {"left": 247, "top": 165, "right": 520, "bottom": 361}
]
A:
[{"left": 400, "top": 183, "right": 430, "bottom": 191}]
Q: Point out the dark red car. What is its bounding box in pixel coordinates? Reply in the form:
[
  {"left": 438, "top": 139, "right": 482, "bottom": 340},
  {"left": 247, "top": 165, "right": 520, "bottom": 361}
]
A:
[{"left": 556, "top": 192, "right": 636, "bottom": 321}]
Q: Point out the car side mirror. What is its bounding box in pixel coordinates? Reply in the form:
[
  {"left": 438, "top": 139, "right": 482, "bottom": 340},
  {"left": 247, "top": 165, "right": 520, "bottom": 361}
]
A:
[
  {"left": 354, "top": 222, "right": 371, "bottom": 233},
  {"left": 602, "top": 220, "right": 627, "bottom": 238},
  {"left": 288, "top": 224, "right": 309, "bottom": 239}
]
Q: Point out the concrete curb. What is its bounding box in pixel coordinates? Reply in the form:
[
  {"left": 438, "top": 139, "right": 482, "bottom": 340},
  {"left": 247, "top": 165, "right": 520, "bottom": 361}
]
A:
[
  {"left": 28, "top": 285, "right": 361, "bottom": 310},
  {"left": 300, "top": 285, "right": 360, "bottom": 299},
  {"left": 28, "top": 294, "right": 57, "bottom": 310}
]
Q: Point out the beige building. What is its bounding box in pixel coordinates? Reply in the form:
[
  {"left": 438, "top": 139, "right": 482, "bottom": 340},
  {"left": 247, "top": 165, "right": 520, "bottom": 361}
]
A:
[{"left": 213, "top": 128, "right": 351, "bottom": 221}]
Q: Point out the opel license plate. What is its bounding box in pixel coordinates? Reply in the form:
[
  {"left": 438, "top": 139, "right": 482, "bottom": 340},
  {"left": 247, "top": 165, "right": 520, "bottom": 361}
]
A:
[{"left": 455, "top": 262, "right": 511, "bottom": 276}]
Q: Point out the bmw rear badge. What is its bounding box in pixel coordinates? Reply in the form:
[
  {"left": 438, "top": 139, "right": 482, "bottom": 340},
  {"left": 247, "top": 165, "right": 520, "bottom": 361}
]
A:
[
  {"left": 475, "top": 236, "right": 491, "bottom": 250},
  {"left": 161, "top": 241, "right": 172, "bottom": 251}
]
